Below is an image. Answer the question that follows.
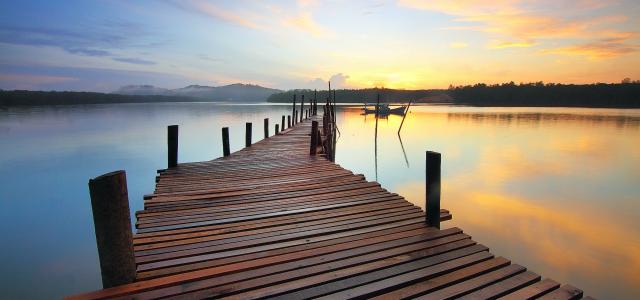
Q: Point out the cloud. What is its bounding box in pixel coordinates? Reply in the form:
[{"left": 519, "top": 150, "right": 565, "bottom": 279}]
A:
[
  {"left": 543, "top": 37, "right": 638, "bottom": 59},
  {"left": 65, "top": 48, "right": 112, "bottom": 57},
  {"left": 177, "top": 0, "right": 260, "bottom": 30},
  {"left": 283, "top": 12, "right": 332, "bottom": 37},
  {"left": 112, "top": 57, "right": 156, "bottom": 65},
  {"left": 304, "top": 73, "right": 351, "bottom": 89},
  {"left": 329, "top": 73, "right": 350, "bottom": 88},
  {"left": 398, "top": 0, "right": 638, "bottom": 58},
  {"left": 489, "top": 40, "right": 536, "bottom": 49}
]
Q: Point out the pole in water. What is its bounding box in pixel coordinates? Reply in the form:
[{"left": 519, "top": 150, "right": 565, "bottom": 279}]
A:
[
  {"left": 287, "top": 115, "right": 291, "bottom": 128},
  {"left": 245, "top": 122, "right": 252, "bottom": 147},
  {"left": 88, "top": 170, "right": 136, "bottom": 288},
  {"left": 398, "top": 99, "right": 413, "bottom": 135},
  {"left": 222, "top": 127, "right": 230, "bottom": 156},
  {"left": 281, "top": 115, "right": 285, "bottom": 131},
  {"left": 263, "top": 118, "right": 269, "bottom": 138},
  {"left": 292, "top": 94, "right": 296, "bottom": 126},
  {"left": 310, "top": 121, "right": 319, "bottom": 155},
  {"left": 275, "top": 124, "right": 279, "bottom": 134},
  {"left": 426, "top": 151, "right": 441, "bottom": 229},
  {"left": 300, "top": 95, "right": 305, "bottom": 123},
  {"left": 167, "top": 125, "right": 178, "bottom": 168}
]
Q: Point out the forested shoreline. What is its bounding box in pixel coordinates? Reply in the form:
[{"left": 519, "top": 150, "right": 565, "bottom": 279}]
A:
[{"left": 266, "top": 82, "right": 640, "bottom": 108}]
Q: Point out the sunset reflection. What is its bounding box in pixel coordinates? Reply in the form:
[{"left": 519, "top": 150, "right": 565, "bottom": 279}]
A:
[{"left": 334, "top": 105, "right": 640, "bottom": 299}]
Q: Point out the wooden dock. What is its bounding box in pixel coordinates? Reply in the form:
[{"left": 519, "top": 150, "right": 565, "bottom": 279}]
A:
[{"left": 69, "top": 109, "right": 590, "bottom": 299}]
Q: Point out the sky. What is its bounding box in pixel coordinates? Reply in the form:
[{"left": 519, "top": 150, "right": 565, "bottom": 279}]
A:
[{"left": 0, "top": 0, "right": 639, "bottom": 92}]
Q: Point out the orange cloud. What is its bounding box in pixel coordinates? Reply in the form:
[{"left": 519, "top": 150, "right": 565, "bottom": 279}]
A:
[
  {"left": 283, "top": 12, "right": 331, "bottom": 37},
  {"left": 187, "top": 0, "right": 261, "bottom": 30},
  {"left": 398, "top": 0, "right": 638, "bottom": 58},
  {"left": 543, "top": 37, "right": 638, "bottom": 59}
]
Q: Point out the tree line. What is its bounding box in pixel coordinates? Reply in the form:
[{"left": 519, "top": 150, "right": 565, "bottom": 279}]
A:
[
  {"left": 266, "top": 82, "right": 640, "bottom": 108},
  {"left": 0, "top": 90, "right": 198, "bottom": 106},
  {"left": 448, "top": 82, "right": 640, "bottom": 108}
]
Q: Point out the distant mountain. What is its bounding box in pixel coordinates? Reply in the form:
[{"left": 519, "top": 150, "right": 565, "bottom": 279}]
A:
[
  {"left": 115, "top": 85, "right": 171, "bottom": 96},
  {"left": 114, "top": 83, "right": 282, "bottom": 102}
]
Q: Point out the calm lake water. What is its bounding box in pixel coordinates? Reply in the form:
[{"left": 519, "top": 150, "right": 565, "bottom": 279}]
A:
[{"left": 0, "top": 103, "right": 638, "bottom": 299}]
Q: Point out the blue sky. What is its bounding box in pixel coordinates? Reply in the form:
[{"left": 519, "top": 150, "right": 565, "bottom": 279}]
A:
[{"left": 1, "top": 0, "right": 639, "bottom": 92}]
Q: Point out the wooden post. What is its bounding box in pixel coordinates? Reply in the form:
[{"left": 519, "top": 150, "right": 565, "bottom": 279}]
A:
[
  {"left": 300, "top": 95, "right": 305, "bottom": 123},
  {"left": 245, "top": 122, "right": 252, "bottom": 147},
  {"left": 294, "top": 111, "right": 298, "bottom": 125},
  {"left": 287, "top": 115, "right": 291, "bottom": 128},
  {"left": 88, "top": 170, "right": 136, "bottom": 288},
  {"left": 167, "top": 125, "right": 178, "bottom": 168},
  {"left": 292, "top": 94, "right": 296, "bottom": 126},
  {"left": 222, "top": 127, "right": 230, "bottom": 156},
  {"left": 264, "top": 118, "right": 269, "bottom": 138},
  {"left": 310, "top": 121, "right": 319, "bottom": 155},
  {"left": 314, "top": 89, "right": 317, "bottom": 115},
  {"left": 281, "top": 115, "right": 285, "bottom": 131},
  {"left": 426, "top": 151, "right": 441, "bottom": 229},
  {"left": 275, "top": 124, "right": 279, "bottom": 134}
]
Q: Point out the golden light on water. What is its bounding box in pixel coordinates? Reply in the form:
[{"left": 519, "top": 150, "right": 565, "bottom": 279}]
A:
[{"left": 335, "top": 105, "right": 640, "bottom": 298}]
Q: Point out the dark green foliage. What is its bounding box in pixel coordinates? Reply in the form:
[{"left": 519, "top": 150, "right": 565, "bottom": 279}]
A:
[
  {"left": 0, "top": 90, "right": 199, "bottom": 106},
  {"left": 266, "top": 88, "right": 448, "bottom": 104},
  {"left": 448, "top": 82, "right": 640, "bottom": 108}
]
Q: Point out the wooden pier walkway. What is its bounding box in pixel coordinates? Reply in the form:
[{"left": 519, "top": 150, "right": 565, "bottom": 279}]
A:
[{"left": 70, "top": 113, "right": 590, "bottom": 299}]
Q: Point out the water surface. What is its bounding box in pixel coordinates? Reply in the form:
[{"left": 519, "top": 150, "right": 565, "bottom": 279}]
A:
[{"left": 0, "top": 103, "right": 638, "bottom": 299}]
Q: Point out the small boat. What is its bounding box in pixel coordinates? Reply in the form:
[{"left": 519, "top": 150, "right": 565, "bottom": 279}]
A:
[{"left": 363, "top": 103, "right": 407, "bottom": 115}]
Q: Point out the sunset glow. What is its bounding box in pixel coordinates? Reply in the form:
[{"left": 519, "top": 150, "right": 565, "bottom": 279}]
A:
[{"left": 1, "top": 0, "right": 639, "bottom": 91}]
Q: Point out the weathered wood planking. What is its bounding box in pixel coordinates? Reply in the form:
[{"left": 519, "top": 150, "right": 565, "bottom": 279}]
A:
[{"left": 68, "top": 114, "right": 592, "bottom": 299}]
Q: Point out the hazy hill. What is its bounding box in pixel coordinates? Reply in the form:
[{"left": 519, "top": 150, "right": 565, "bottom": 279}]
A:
[{"left": 115, "top": 83, "right": 282, "bottom": 102}]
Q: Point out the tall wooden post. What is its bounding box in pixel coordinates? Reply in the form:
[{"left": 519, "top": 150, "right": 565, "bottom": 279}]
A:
[
  {"left": 300, "top": 95, "right": 305, "bottom": 123},
  {"left": 294, "top": 111, "right": 298, "bottom": 125},
  {"left": 167, "top": 125, "right": 178, "bottom": 168},
  {"left": 292, "top": 94, "right": 296, "bottom": 126},
  {"left": 287, "top": 115, "right": 291, "bottom": 128},
  {"left": 426, "top": 151, "right": 441, "bottom": 229},
  {"left": 222, "top": 127, "right": 230, "bottom": 157},
  {"left": 264, "top": 118, "right": 269, "bottom": 138},
  {"left": 245, "top": 122, "right": 252, "bottom": 147},
  {"left": 314, "top": 89, "right": 317, "bottom": 115},
  {"left": 275, "top": 124, "right": 279, "bottom": 134},
  {"left": 281, "top": 115, "right": 285, "bottom": 131},
  {"left": 310, "top": 121, "right": 319, "bottom": 155},
  {"left": 88, "top": 170, "right": 136, "bottom": 288}
]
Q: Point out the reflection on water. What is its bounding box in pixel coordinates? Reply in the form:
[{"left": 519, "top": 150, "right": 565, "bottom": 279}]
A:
[
  {"left": 335, "top": 106, "right": 640, "bottom": 300},
  {"left": 0, "top": 103, "right": 293, "bottom": 299},
  {"left": 0, "top": 103, "right": 638, "bottom": 299}
]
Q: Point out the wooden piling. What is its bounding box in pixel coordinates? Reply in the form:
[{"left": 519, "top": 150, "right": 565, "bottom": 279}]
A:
[
  {"left": 310, "top": 121, "right": 319, "bottom": 155},
  {"left": 222, "top": 127, "right": 230, "bottom": 157},
  {"left": 88, "top": 170, "right": 136, "bottom": 288},
  {"left": 275, "top": 124, "right": 279, "bottom": 135},
  {"left": 167, "top": 125, "right": 178, "bottom": 168},
  {"left": 292, "top": 94, "right": 296, "bottom": 126},
  {"left": 264, "top": 118, "right": 269, "bottom": 138},
  {"left": 281, "top": 115, "right": 285, "bottom": 131},
  {"left": 300, "top": 95, "right": 305, "bottom": 123},
  {"left": 287, "top": 115, "right": 291, "bottom": 128},
  {"left": 426, "top": 151, "right": 441, "bottom": 229},
  {"left": 245, "top": 122, "right": 252, "bottom": 147}
]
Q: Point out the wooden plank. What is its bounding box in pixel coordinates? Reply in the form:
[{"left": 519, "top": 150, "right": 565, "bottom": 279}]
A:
[
  {"left": 499, "top": 278, "right": 561, "bottom": 300},
  {"left": 538, "top": 284, "right": 584, "bottom": 300},
  {"left": 458, "top": 271, "right": 541, "bottom": 299}
]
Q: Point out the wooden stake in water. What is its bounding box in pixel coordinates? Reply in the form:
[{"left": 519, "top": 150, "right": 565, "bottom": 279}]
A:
[
  {"left": 88, "top": 170, "right": 136, "bottom": 288},
  {"left": 245, "top": 122, "right": 252, "bottom": 147},
  {"left": 426, "top": 151, "right": 441, "bottom": 229},
  {"left": 167, "top": 125, "right": 178, "bottom": 168},
  {"left": 222, "top": 127, "right": 230, "bottom": 157}
]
